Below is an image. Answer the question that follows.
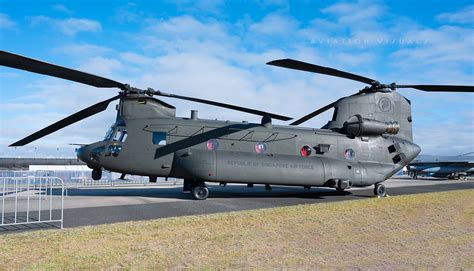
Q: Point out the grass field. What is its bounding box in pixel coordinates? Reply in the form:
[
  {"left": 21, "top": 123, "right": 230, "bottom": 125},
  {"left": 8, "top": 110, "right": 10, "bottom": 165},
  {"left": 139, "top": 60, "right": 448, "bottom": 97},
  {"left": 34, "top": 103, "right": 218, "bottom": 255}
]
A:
[{"left": 1, "top": 190, "right": 473, "bottom": 269}]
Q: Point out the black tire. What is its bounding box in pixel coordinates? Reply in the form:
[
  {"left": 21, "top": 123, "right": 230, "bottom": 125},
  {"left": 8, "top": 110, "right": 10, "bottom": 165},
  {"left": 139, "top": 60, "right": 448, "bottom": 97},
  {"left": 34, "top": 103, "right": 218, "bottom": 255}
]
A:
[
  {"left": 336, "top": 187, "right": 345, "bottom": 193},
  {"left": 374, "top": 183, "right": 386, "bottom": 197},
  {"left": 191, "top": 185, "right": 209, "bottom": 200},
  {"left": 92, "top": 169, "right": 102, "bottom": 181},
  {"left": 458, "top": 174, "right": 467, "bottom": 181}
]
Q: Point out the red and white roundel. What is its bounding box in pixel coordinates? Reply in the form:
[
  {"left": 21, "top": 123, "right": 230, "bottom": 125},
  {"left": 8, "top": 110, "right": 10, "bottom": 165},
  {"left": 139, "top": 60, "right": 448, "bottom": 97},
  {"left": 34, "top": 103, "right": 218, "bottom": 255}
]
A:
[
  {"left": 207, "top": 139, "right": 219, "bottom": 150},
  {"left": 344, "top": 148, "right": 355, "bottom": 159},
  {"left": 255, "top": 142, "right": 267, "bottom": 154},
  {"left": 300, "top": 145, "right": 312, "bottom": 157}
]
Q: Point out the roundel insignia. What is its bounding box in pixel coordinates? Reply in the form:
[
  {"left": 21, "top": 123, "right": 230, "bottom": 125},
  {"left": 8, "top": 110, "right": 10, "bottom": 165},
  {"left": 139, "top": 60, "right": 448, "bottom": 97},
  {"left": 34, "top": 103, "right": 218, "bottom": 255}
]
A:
[
  {"left": 378, "top": 97, "right": 392, "bottom": 112},
  {"left": 255, "top": 142, "right": 268, "bottom": 154},
  {"left": 206, "top": 139, "right": 219, "bottom": 150},
  {"left": 344, "top": 148, "right": 355, "bottom": 160}
]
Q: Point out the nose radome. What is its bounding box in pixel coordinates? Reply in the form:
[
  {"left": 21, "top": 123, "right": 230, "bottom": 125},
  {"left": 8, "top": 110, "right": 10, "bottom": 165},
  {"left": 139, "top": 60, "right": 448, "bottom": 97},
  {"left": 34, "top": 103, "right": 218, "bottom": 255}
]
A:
[{"left": 75, "top": 145, "right": 90, "bottom": 163}]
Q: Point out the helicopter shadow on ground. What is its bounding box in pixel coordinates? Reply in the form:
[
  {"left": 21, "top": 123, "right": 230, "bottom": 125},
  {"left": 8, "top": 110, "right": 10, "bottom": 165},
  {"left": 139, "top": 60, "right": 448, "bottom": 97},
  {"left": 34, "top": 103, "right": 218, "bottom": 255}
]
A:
[{"left": 50, "top": 185, "right": 354, "bottom": 201}]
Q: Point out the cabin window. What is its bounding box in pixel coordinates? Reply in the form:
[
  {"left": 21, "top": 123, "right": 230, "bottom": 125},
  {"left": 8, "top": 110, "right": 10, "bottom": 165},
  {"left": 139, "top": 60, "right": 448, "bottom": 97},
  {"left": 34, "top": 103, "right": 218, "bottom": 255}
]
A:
[
  {"left": 344, "top": 148, "right": 355, "bottom": 160},
  {"left": 255, "top": 142, "right": 267, "bottom": 154},
  {"left": 207, "top": 139, "right": 220, "bottom": 151},
  {"left": 300, "top": 145, "right": 312, "bottom": 157},
  {"left": 152, "top": 132, "right": 167, "bottom": 145}
]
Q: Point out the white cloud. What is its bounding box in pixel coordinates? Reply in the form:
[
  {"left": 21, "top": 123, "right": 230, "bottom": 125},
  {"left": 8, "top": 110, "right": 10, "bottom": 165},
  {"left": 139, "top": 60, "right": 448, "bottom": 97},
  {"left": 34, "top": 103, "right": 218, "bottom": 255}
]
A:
[
  {"left": 258, "top": 0, "right": 289, "bottom": 9},
  {"left": 415, "top": 121, "right": 474, "bottom": 155},
  {"left": 52, "top": 4, "right": 74, "bottom": 15},
  {"left": 437, "top": 5, "right": 474, "bottom": 24},
  {"left": 321, "top": 1, "right": 385, "bottom": 24},
  {"left": 60, "top": 18, "right": 101, "bottom": 35},
  {"left": 30, "top": 16, "right": 101, "bottom": 35},
  {"left": 77, "top": 57, "right": 124, "bottom": 77},
  {"left": 147, "top": 15, "right": 228, "bottom": 39},
  {"left": 170, "top": 0, "right": 224, "bottom": 14},
  {"left": 249, "top": 14, "right": 298, "bottom": 35},
  {"left": 54, "top": 44, "right": 112, "bottom": 57},
  {"left": 390, "top": 25, "right": 474, "bottom": 75},
  {"left": 0, "top": 13, "right": 15, "bottom": 29}
]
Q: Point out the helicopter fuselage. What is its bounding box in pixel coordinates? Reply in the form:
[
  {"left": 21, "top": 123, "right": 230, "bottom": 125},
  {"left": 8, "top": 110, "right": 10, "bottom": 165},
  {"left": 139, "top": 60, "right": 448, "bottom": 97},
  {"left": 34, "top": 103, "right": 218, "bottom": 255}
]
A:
[{"left": 76, "top": 94, "right": 420, "bottom": 189}]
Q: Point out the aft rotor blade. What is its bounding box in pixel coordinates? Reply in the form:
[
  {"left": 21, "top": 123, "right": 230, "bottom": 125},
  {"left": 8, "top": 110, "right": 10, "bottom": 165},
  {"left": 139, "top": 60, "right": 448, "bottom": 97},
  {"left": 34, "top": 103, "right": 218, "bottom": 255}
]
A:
[
  {"left": 267, "top": 59, "right": 378, "bottom": 85},
  {"left": 0, "top": 51, "right": 126, "bottom": 89},
  {"left": 10, "top": 95, "right": 120, "bottom": 147},
  {"left": 290, "top": 101, "right": 337, "bottom": 126},
  {"left": 396, "top": 85, "right": 474, "bottom": 92},
  {"left": 157, "top": 92, "right": 292, "bottom": 121}
]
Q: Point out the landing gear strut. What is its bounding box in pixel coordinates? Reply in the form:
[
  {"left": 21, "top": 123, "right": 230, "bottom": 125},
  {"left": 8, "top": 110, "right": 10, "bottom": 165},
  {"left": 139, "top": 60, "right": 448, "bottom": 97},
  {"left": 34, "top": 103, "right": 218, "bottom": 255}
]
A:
[
  {"left": 374, "top": 183, "right": 386, "bottom": 197},
  {"left": 92, "top": 169, "right": 102, "bottom": 180}
]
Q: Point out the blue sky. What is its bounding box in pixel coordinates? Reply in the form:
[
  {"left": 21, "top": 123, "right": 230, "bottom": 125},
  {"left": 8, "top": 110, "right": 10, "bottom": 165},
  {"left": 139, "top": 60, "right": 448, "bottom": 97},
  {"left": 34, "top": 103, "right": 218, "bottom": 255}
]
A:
[{"left": 0, "top": 0, "right": 473, "bottom": 157}]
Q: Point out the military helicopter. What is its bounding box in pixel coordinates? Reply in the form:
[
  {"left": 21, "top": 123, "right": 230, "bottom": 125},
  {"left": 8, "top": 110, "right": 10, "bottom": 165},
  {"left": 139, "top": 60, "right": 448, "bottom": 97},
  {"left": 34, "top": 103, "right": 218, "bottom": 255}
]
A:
[{"left": 1, "top": 51, "right": 473, "bottom": 200}]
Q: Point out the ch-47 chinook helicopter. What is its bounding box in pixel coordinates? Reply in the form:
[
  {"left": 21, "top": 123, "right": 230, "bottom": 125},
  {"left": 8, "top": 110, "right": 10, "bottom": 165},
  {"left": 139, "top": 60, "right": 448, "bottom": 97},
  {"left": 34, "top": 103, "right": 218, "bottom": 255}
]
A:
[{"left": 1, "top": 50, "right": 473, "bottom": 200}]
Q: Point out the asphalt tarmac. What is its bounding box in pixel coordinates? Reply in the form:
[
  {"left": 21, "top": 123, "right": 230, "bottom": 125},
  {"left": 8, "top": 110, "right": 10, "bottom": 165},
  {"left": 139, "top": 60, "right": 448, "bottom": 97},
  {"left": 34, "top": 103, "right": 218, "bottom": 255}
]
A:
[{"left": 1, "top": 177, "right": 473, "bottom": 231}]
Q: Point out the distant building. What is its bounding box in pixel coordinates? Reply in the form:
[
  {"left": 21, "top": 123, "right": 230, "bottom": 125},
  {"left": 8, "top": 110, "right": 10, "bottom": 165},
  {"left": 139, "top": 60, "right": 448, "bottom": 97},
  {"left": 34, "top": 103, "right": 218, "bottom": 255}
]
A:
[{"left": 0, "top": 158, "right": 85, "bottom": 170}]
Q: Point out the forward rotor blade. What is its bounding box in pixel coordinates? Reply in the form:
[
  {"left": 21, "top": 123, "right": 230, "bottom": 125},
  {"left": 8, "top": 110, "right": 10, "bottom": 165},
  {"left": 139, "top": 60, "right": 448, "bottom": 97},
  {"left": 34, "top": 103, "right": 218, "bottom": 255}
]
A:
[
  {"left": 10, "top": 95, "right": 120, "bottom": 147},
  {"left": 290, "top": 101, "right": 337, "bottom": 126},
  {"left": 157, "top": 92, "right": 292, "bottom": 121},
  {"left": 267, "top": 59, "right": 378, "bottom": 85},
  {"left": 0, "top": 51, "right": 126, "bottom": 89},
  {"left": 396, "top": 85, "right": 474, "bottom": 92}
]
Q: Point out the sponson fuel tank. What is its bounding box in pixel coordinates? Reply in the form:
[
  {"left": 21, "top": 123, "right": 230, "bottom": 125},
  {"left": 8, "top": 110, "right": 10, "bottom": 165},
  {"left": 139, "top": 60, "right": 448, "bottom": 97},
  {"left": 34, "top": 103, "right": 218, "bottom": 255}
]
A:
[{"left": 173, "top": 150, "right": 365, "bottom": 186}]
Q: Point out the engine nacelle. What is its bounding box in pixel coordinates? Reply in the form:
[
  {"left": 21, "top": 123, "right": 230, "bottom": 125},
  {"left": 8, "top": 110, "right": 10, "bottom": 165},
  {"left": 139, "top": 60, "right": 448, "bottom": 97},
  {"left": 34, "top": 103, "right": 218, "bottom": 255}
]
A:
[{"left": 344, "top": 114, "right": 399, "bottom": 136}]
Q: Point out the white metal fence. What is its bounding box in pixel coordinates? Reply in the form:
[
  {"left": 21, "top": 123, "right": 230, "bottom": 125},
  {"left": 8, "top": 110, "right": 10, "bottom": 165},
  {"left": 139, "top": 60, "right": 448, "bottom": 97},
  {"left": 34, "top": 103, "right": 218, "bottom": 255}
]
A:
[
  {"left": 0, "top": 170, "right": 181, "bottom": 187},
  {"left": 1, "top": 176, "right": 65, "bottom": 230}
]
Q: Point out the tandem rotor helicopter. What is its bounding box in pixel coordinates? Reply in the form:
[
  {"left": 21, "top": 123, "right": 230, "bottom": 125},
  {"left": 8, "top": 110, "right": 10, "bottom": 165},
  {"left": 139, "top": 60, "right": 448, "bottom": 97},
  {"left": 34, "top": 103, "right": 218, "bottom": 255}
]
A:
[{"left": 1, "top": 50, "right": 473, "bottom": 200}]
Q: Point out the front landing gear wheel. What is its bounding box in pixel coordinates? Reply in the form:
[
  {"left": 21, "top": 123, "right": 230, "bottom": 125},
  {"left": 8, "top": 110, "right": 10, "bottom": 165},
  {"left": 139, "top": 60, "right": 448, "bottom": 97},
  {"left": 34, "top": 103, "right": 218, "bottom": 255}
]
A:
[
  {"left": 191, "top": 185, "right": 209, "bottom": 200},
  {"left": 92, "top": 169, "right": 102, "bottom": 180},
  {"left": 374, "top": 183, "right": 386, "bottom": 197}
]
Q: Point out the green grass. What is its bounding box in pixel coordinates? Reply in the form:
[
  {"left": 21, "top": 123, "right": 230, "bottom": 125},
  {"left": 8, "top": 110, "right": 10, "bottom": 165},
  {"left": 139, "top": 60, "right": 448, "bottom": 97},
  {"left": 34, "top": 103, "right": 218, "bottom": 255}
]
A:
[{"left": 1, "top": 190, "right": 473, "bottom": 269}]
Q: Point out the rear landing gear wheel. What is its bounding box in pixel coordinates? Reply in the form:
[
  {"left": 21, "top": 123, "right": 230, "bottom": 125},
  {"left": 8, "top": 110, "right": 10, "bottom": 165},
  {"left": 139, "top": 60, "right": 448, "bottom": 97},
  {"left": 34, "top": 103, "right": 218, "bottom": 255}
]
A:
[
  {"left": 374, "top": 183, "right": 386, "bottom": 197},
  {"left": 336, "top": 187, "right": 345, "bottom": 193},
  {"left": 191, "top": 185, "right": 209, "bottom": 200},
  {"left": 458, "top": 174, "right": 467, "bottom": 180}
]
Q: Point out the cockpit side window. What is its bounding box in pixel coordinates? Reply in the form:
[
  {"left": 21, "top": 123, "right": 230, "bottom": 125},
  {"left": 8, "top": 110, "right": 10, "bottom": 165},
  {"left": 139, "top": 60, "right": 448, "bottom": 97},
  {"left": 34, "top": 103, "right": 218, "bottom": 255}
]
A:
[
  {"left": 152, "top": 132, "right": 167, "bottom": 145},
  {"left": 113, "top": 129, "right": 128, "bottom": 142},
  {"left": 119, "top": 131, "right": 128, "bottom": 142}
]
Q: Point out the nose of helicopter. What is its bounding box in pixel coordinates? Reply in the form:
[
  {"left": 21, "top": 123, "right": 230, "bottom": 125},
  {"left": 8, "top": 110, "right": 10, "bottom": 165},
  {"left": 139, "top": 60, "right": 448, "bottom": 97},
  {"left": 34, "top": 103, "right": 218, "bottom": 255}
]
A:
[
  {"left": 76, "top": 142, "right": 106, "bottom": 165},
  {"left": 75, "top": 145, "right": 90, "bottom": 163}
]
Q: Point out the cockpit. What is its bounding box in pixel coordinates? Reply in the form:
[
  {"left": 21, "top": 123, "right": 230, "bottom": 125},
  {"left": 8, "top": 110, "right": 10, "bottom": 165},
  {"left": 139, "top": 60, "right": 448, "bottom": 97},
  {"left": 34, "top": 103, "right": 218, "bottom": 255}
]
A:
[
  {"left": 102, "top": 124, "right": 128, "bottom": 157},
  {"left": 104, "top": 124, "right": 128, "bottom": 143}
]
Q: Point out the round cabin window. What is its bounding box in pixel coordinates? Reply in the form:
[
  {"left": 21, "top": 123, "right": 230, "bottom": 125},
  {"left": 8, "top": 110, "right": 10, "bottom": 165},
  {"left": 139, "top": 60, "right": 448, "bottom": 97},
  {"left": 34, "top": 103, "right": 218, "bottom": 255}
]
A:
[
  {"left": 255, "top": 142, "right": 268, "bottom": 154},
  {"left": 207, "top": 139, "right": 220, "bottom": 151},
  {"left": 300, "top": 145, "right": 312, "bottom": 157},
  {"left": 344, "top": 148, "right": 355, "bottom": 160}
]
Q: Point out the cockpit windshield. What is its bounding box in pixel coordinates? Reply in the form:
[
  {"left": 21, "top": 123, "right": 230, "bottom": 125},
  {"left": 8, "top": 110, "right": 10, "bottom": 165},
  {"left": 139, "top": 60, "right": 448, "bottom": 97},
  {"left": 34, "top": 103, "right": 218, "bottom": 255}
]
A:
[
  {"left": 104, "top": 125, "right": 128, "bottom": 142},
  {"left": 104, "top": 125, "right": 115, "bottom": 141}
]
